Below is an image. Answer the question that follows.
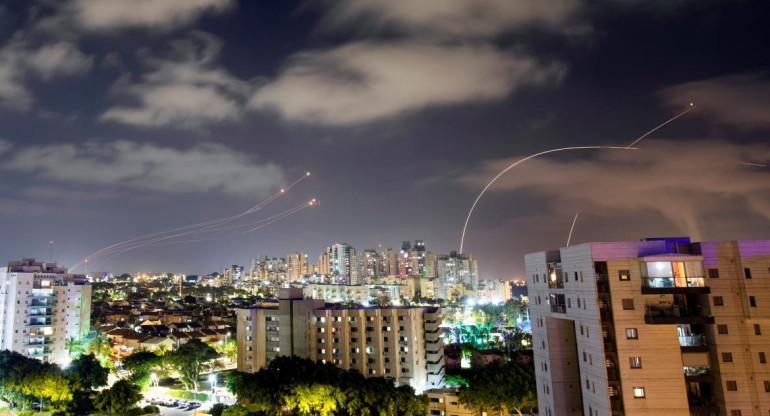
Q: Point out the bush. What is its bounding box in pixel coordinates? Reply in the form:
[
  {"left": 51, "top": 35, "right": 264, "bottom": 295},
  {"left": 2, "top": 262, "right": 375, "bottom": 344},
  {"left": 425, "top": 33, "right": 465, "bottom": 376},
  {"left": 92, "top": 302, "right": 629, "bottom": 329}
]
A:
[
  {"left": 210, "top": 403, "right": 228, "bottom": 416},
  {"left": 123, "top": 407, "right": 145, "bottom": 416},
  {"left": 143, "top": 404, "right": 160, "bottom": 413}
]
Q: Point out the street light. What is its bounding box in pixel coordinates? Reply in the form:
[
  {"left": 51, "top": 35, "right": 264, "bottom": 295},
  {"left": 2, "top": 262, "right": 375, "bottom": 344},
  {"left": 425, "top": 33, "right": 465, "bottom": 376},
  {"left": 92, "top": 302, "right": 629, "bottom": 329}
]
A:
[
  {"left": 150, "top": 372, "right": 158, "bottom": 388},
  {"left": 209, "top": 373, "right": 217, "bottom": 393}
]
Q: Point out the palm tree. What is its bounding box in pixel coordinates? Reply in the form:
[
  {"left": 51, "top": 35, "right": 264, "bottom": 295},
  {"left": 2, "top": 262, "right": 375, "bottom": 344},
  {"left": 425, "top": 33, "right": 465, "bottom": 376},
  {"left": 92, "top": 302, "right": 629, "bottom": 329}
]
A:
[{"left": 65, "top": 336, "right": 82, "bottom": 358}]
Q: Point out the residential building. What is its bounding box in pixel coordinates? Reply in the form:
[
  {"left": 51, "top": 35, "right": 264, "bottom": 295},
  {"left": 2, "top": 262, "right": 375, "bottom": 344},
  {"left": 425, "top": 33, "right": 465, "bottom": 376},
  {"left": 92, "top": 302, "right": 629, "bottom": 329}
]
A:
[
  {"left": 527, "top": 238, "right": 770, "bottom": 416},
  {"left": 235, "top": 288, "right": 443, "bottom": 393},
  {"left": 327, "top": 243, "right": 357, "bottom": 285},
  {"left": 287, "top": 251, "right": 308, "bottom": 282},
  {"left": 437, "top": 251, "right": 479, "bottom": 300},
  {"left": 0, "top": 259, "right": 91, "bottom": 365}
]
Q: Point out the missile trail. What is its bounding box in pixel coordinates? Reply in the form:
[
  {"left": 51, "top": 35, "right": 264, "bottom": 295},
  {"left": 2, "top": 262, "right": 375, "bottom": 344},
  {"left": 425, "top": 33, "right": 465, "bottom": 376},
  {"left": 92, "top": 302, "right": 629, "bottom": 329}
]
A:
[
  {"left": 626, "top": 104, "right": 695, "bottom": 149},
  {"left": 94, "top": 200, "right": 315, "bottom": 268},
  {"left": 71, "top": 172, "right": 311, "bottom": 271},
  {"left": 566, "top": 211, "right": 580, "bottom": 247},
  {"left": 93, "top": 201, "right": 313, "bottom": 259},
  {"left": 459, "top": 106, "right": 697, "bottom": 254},
  {"left": 459, "top": 146, "right": 634, "bottom": 253}
]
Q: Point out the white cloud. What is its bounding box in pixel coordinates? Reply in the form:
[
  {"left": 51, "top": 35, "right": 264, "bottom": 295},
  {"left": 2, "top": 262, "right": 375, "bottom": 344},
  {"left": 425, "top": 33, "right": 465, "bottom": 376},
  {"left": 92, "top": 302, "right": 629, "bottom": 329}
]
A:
[
  {"left": 66, "top": 0, "right": 235, "bottom": 32},
  {"left": 459, "top": 139, "right": 770, "bottom": 239},
  {"left": 0, "top": 139, "right": 13, "bottom": 155},
  {"left": 661, "top": 72, "right": 770, "bottom": 130},
  {"left": 249, "top": 41, "right": 566, "bottom": 125},
  {"left": 316, "top": 0, "right": 583, "bottom": 38},
  {"left": 101, "top": 32, "right": 252, "bottom": 129},
  {"left": 23, "top": 41, "right": 94, "bottom": 80},
  {"left": 1, "top": 140, "right": 285, "bottom": 197},
  {"left": 0, "top": 40, "right": 93, "bottom": 110}
]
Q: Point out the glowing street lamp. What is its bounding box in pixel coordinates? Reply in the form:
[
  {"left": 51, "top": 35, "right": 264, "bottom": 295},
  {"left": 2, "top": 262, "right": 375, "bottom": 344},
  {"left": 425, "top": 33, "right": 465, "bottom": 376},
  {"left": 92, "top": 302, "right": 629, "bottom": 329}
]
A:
[
  {"left": 150, "top": 372, "right": 158, "bottom": 387},
  {"left": 209, "top": 373, "right": 217, "bottom": 393}
]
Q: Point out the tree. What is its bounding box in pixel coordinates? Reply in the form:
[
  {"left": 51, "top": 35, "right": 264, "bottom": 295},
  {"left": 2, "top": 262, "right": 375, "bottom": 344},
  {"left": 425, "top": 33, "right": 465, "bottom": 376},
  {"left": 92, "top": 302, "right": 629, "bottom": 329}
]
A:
[
  {"left": 210, "top": 403, "right": 229, "bottom": 416},
  {"left": 458, "top": 360, "right": 537, "bottom": 416},
  {"left": 65, "top": 336, "right": 83, "bottom": 358},
  {"left": 123, "top": 350, "right": 163, "bottom": 386},
  {"left": 65, "top": 353, "right": 109, "bottom": 391},
  {"left": 167, "top": 339, "right": 219, "bottom": 392},
  {"left": 93, "top": 379, "right": 142, "bottom": 415}
]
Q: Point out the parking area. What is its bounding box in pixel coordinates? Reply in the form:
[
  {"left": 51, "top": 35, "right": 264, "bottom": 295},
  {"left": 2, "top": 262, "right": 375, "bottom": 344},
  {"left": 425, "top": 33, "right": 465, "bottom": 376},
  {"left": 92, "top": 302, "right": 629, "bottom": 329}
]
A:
[{"left": 141, "top": 396, "right": 212, "bottom": 415}]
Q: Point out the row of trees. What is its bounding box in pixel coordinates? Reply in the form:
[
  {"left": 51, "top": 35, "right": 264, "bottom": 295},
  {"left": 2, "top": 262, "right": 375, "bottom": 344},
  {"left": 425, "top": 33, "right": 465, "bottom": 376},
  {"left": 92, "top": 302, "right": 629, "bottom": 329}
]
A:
[
  {"left": 223, "top": 356, "right": 428, "bottom": 416},
  {"left": 448, "top": 360, "right": 537, "bottom": 416},
  {"left": 0, "top": 350, "right": 143, "bottom": 414}
]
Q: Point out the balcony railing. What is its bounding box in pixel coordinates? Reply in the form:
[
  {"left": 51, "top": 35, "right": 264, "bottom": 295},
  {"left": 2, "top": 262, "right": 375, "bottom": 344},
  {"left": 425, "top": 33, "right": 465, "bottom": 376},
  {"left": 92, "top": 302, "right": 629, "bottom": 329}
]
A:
[
  {"left": 550, "top": 305, "right": 566, "bottom": 314},
  {"left": 645, "top": 306, "right": 714, "bottom": 325},
  {"left": 679, "top": 334, "right": 706, "bottom": 347},
  {"left": 684, "top": 366, "right": 711, "bottom": 376}
]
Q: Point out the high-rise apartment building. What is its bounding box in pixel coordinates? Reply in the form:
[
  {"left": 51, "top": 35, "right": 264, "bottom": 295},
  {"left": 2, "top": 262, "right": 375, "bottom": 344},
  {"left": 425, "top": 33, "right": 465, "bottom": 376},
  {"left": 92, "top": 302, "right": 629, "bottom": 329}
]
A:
[
  {"left": 357, "top": 249, "right": 381, "bottom": 284},
  {"left": 437, "top": 251, "right": 479, "bottom": 299},
  {"left": 287, "top": 251, "right": 308, "bottom": 282},
  {"left": 327, "top": 243, "right": 357, "bottom": 284},
  {"left": 0, "top": 259, "right": 91, "bottom": 365},
  {"left": 380, "top": 247, "right": 398, "bottom": 277},
  {"left": 235, "top": 289, "right": 444, "bottom": 393},
  {"left": 527, "top": 238, "right": 770, "bottom": 416}
]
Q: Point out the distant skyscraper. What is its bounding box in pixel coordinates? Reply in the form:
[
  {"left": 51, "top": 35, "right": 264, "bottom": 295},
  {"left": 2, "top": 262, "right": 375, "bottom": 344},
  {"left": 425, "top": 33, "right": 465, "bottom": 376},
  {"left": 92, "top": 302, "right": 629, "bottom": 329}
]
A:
[
  {"left": 437, "top": 251, "right": 478, "bottom": 299},
  {"left": 223, "top": 264, "right": 244, "bottom": 283},
  {"left": 287, "top": 251, "right": 307, "bottom": 282},
  {"left": 380, "top": 247, "right": 398, "bottom": 277},
  {"left": 0, "top": 259, "right": 91, "bottom": 365},
  {"left": 327, "top": 243, "right": 357, "bottom": 284},
  {"left": 357, "top": 249, "right": 381, "bottom": 284}
]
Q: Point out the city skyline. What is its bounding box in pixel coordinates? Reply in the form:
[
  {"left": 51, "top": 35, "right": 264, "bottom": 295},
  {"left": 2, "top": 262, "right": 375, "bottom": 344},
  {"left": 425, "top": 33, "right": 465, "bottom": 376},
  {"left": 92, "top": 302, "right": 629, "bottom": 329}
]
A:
[{"left": 1, "top": 0, "right": 769, "bottom": 277}]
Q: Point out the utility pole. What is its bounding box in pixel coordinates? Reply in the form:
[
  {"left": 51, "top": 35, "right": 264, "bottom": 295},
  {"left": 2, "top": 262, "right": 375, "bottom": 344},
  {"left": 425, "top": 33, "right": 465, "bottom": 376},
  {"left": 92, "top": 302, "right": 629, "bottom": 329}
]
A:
[{"left": 179, "top": 274, "right": 183, "bottom": 297}]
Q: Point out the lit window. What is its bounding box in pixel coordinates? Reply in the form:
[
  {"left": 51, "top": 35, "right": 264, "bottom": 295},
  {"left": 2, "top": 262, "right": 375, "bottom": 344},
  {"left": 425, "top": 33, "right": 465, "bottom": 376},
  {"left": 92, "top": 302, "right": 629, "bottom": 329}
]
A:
[
  {"left": 629, "top": 357, "right": 642, "bottom": 369},
  {"left": 626, "top": 328, "right": 638, "bottom": 339},
  {"left": 633, "top": 387, "right": 645, "bottom": 398}
]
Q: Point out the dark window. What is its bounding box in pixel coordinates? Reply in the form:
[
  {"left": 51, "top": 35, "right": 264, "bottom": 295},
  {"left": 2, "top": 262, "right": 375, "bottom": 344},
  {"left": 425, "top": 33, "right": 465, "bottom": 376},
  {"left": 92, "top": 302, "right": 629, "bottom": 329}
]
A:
[
  {"left": 764, "top": 381, "right": 770, "bottom": 392},
  {"left": 761, "top": 352, "right": 767, "bottom": 364},
  {"left": 730, "top": 411, "right": 741, "bottom": 416},
  {"left": 619, "top": 270, "right": 630, "bottom": 281},
  {"left": 622, "top": 299, "right": 634, "bottom": 310},
  {"left": 626, "top": 328, "right": 638, "bottom": 339},
  {"left": 723, "top": 352, "right": 734, "bottom": 363},
  {"left": 718, "top": 324, "right": 729, "bottom": 335},
  {"left": 750, "top": 297, "right": 757, "bottom": 308},
  {"left": 713, "top": 296, "right": 724, "bottom": 306},
  {"left": 756, "top": 324, "right": 762, "bottom": 335},
  {"left": 745, "top": 268, "right": 752, "bottom": 279},
  {"left": 708, "top": 268, "right": 720, "bottom": 279},
  {"left": 726, "top": 381, "right": 737, "bottom": 391}
]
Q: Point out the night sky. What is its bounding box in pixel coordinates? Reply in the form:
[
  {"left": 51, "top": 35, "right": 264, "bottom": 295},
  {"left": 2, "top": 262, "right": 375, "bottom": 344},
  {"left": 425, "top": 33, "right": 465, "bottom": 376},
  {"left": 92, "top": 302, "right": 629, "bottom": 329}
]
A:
[{"left": 1, "top": 0, "right": 768, "bottom": 277}]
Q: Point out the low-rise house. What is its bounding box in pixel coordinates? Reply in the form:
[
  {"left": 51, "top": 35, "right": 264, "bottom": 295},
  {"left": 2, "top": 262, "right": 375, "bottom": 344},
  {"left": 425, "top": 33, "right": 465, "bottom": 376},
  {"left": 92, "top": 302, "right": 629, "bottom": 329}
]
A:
[{"left": 139, "top": 336, "right": 175, "bottom": 352}]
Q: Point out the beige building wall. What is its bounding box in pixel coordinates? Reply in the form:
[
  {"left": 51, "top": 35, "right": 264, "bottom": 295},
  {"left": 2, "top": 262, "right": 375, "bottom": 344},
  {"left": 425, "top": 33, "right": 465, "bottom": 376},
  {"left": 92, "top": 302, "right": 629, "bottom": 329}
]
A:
[{"left": 528, "top": 239, "right": 770, "bottom": 416}]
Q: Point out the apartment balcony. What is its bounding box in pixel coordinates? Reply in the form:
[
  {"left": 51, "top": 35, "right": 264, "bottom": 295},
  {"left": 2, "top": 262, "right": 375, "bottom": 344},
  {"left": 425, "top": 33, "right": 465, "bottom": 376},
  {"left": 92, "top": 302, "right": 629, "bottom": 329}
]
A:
[
  {"left": 683, "top": 366, "right": 712, "bottom": 382},
  {"left": 644, "top": 306, "right": 714, "bottom": 325},
  {"left": 550, "top": 304, "right": 566, "bottom": 314},
  {"left": 27, "top": 311, "right": 54, "bottom": 317},
  {"left": 26, "top": 320, "right": 54, "bottom": 327},
  {"left": 641, "top": 277, "right": 710, "bottom": 294},
  {"left": 688, "top": 395, "right": 719, "bottom": 415},
  {"left": 679, "top": 334, "right": 709, "bottom": 352},
  {"left": 25, "top": 340, "right": 53, "bottom": 347}
]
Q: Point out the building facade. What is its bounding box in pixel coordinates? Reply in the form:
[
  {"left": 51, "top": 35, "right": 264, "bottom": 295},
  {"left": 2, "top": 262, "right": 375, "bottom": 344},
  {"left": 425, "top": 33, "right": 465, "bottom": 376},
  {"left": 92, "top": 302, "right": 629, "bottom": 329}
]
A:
[
  {"left": 527, "top": 238, "right": 770, "bottom": 416},
  {"left": 235, "top": 288, "right": 444, "bottom": 393},
  {"left": 0, "top": 259, "right": 92, "bottom": 365}
]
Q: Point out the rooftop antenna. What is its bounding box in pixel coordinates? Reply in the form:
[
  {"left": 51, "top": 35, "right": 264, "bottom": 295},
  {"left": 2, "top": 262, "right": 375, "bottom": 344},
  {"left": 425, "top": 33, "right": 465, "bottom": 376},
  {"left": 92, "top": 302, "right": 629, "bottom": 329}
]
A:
[{"left": 49, "top": 240, "right": 54, "bottom": 263}]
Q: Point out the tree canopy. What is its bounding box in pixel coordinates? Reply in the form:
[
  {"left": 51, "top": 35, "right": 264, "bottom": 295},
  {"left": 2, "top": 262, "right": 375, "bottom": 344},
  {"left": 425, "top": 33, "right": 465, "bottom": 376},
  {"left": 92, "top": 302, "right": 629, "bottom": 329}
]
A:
[
  {"left": 226, "top": 356, "right": 428, "bottom": 416},
  {"left": 93, "top": 379, "right": 143, "bottom": 415},
  {"left": 458, "top": 359, "right": 537, "bottom": 416},
  {"left": 166, "top": 339, "right": 219, "bottom": 392}
]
